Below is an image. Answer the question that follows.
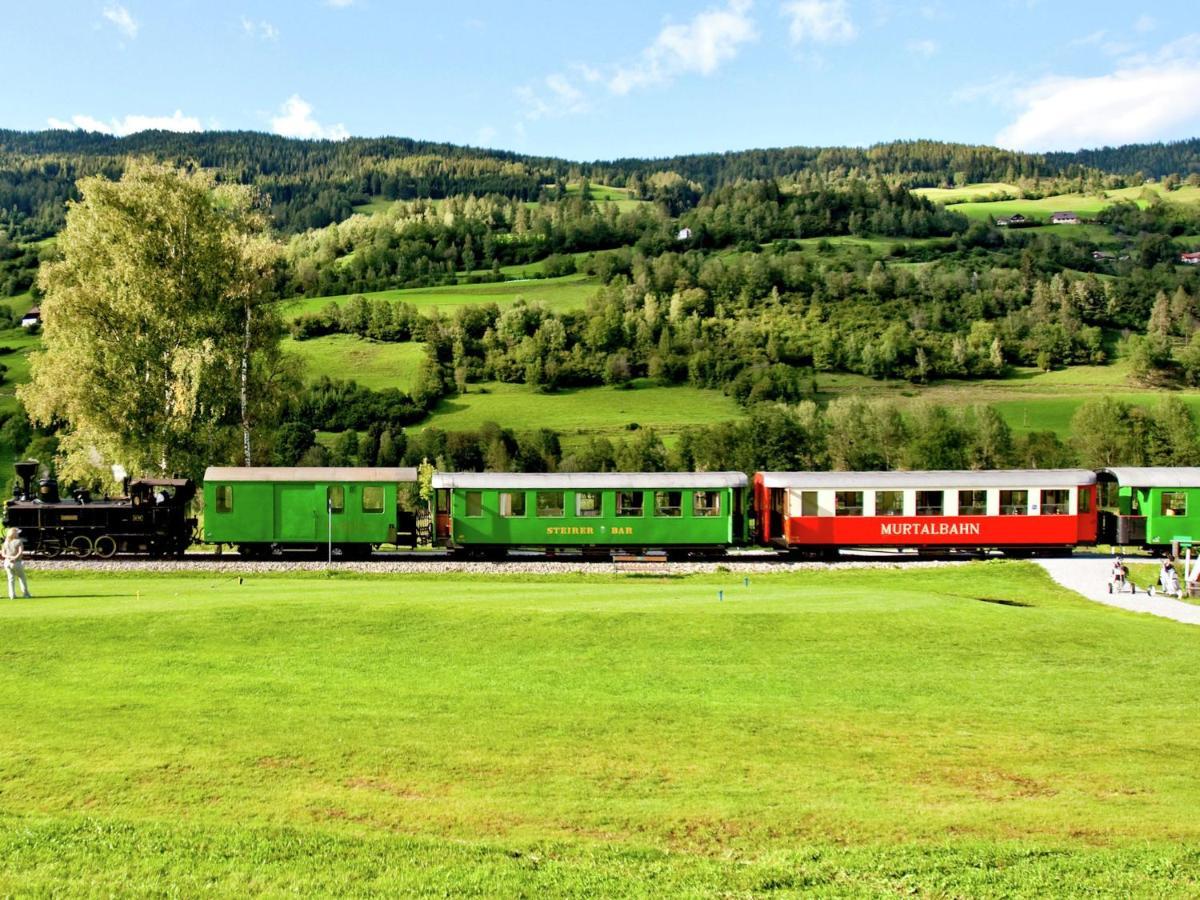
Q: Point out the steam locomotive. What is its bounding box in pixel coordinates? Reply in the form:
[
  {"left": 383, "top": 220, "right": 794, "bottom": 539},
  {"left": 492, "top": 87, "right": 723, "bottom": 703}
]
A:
[{"left": 3, "top": 460, "right": 196, "bottom": 558}]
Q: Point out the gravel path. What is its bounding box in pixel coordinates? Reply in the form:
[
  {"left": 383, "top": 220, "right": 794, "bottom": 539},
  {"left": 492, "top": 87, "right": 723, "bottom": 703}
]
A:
[
  {"left": 29, "top": 556, "right": 971, "bottom": 577},
  {"left": 1036, "top": 556, "right": 1200, "bottom": 625}
]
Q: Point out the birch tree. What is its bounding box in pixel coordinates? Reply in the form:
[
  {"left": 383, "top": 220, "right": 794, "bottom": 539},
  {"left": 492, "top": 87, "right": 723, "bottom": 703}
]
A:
[{"left": 20, "top": 161, "right": 283, "bottom": 481}]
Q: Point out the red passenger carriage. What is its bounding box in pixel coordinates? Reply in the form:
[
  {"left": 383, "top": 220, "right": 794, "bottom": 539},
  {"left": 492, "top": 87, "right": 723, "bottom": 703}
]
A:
[{"left": 754, "top": 470, "right": 1097, "bottom": 554}]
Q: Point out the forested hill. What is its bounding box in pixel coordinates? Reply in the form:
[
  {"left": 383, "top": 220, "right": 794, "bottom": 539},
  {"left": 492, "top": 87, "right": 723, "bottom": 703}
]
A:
[
  {"left": 1045, "top": 139, "right": 1200, "bottom": 180},
  {"left": 1, "top": 128, "right": 1197, "bottom": 238}
]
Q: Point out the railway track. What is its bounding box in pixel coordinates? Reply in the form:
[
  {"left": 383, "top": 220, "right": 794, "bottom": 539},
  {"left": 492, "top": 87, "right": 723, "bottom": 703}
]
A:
[{"left": 29, "top": 548, "right": 983, "bottom": 574}]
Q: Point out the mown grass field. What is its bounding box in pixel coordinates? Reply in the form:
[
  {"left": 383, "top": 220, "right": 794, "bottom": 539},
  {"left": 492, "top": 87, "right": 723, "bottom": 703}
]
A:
[
  {"left": 419, "top": 379, "right": 743, "bottom": 442},
  {"left": 1, "top": 564, "right": 1199, "bottom": 894},
  {"left": 284, "top": 335, "right": 427, "bottom": 391},
  {"left": 281, "top": 273, "right": 599, "bottom": 319}
]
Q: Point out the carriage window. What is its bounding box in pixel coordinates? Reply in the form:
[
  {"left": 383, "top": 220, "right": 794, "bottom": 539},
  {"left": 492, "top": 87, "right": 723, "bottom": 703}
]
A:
[
  {"left": 801, "top": 491, "right": 819, "bottom": 516},
  {"left": 1078, "top": 488, "right": 1091, "bottom": 513},
  {"left": 215, "top": 485, "right": 233, "bottom": 513},
  {"left": 500, "top": 492, "right": 526, "bottom": 517},
  {"left": 654, "top": 491, "right": 682, "bottom": 517},
  {"left": 693, "top": 491, "right": 721, "bottom": 517},
  {"left": 576, "top": 491, "right": 601, "bottom": 517},
  {"left": 916, "top": 491, "right": 943, "bottom": 516},
  {"left": 875, "top": 491, "right": 904, "bottom": 516},
  {"left": 362, "top": 486, "right": 384, "bottom": 513},
  {"left": 465, "top": 491, "right": 482, "bottom": 517},
  {"left": 1162, "top": 492, "right": 1188, "bottom": 517},
  {"left": 536, "top": 491, "right": 564, "bottom": 517},
  {"left": 835, "top": 491, "right": 864, "bottom": 516},
  {"left": 1041, "top": 489, "right": 1069, "bottom": 515},
  {"left": 958, "top": 490, "right": 987, "bottom": 516},
  {"left": 327, "top": 485, "right": 344, "bottom": 514},
  {"left": 617, "top": 491, "right": 643, "bottom": 517},
  {"left": 1000, "top": 490, "right": 1027, "bottom": 515}
]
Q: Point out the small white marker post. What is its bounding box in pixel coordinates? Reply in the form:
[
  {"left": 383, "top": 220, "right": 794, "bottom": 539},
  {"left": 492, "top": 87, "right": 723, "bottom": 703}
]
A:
[{"left": 327, "top": 497, "right": 333, "bottom": 567}]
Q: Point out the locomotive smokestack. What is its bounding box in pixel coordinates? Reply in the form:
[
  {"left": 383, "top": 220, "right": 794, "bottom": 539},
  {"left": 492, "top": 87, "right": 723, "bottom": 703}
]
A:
[{"left": 13, "top": 460, "right": 37, "bottom": 501}]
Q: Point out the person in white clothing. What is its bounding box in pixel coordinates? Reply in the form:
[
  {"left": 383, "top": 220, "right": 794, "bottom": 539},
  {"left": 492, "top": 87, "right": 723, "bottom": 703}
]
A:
[{"left": 3, "top": 527, "right": 31, "bottom": 599}]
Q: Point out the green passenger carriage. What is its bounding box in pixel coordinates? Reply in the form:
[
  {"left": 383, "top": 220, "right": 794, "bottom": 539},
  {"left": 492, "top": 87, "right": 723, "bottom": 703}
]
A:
[
  {"left": 431, "top": 471, "right": 749, "bottom": 554},
  {"left": 203, "top": 467, "right": 419, "bottom": 557},
  {"left": 1098, "top": 467, "right": 1200, "bottom": 550}
]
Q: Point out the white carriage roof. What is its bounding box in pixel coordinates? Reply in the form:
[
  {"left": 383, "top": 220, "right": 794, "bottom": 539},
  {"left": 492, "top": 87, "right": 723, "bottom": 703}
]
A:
[
  {"left": 205, "top": 467, "right": 418, "bottom": 483},
  {"left": 1099, "top": 467, "right": 1200, "bottom": 488},
  {"left": 431, "top": 471, "right": 748, "bottom": 489},
  {"left": 757, "top": 469, "right": 1097, "bottom": 489}
]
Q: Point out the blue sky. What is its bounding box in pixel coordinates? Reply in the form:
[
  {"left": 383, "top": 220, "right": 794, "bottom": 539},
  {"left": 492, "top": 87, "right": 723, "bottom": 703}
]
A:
[{"left": 4, "top": 1, "right": 1199, "bottom": 160}]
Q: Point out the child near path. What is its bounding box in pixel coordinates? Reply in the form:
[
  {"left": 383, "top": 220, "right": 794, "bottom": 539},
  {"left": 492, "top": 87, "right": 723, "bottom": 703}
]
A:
[{"left": 3, "top": 527, "right": 32, "bottom": 600}]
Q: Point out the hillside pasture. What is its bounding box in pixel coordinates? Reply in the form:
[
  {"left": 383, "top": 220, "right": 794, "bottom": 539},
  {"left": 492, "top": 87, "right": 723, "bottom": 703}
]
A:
[
  {"left": 912, "top": 182, "right": 1021, "bottom": 204},
  {"left": 1, "top": 565, "right": 1199, "bottom": 893},
  {"left": 283, "top": 335, "right": 427, "bottom": 392},
  {"left": 819, "top": 362, "right": 1200, "bottom": 434},
  {"left": 281, "top": 273, "right": 599, "bottom": 319},
  {"left": 916, "top": 181, "right": 1200, "bottom": 223},
  {"left": 418, "top": 379, "right": 743, "bottom": 442}
]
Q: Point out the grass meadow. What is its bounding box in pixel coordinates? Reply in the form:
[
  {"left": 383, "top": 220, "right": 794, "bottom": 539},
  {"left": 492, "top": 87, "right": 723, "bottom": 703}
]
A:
[
  {"left": 1, "top": 563, "right": 1199, "bottom": 894},
  {"left": 419, "top": 379, "right": 743, "bottom": 444},
  {"left": 284, "top": 335, "right": 428, "bottom": 391},
  {"left": 281, "top": 274, "right": 599, "bottom": 319},
  {"left": 914, "top": 182, "right": 1200, "bottom": 222}
]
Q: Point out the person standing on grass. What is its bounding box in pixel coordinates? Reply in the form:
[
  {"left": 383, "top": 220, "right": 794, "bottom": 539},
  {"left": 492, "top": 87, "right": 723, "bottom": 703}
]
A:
[{"left": 3, "top": 527, "right": 32, "bottom": 600}]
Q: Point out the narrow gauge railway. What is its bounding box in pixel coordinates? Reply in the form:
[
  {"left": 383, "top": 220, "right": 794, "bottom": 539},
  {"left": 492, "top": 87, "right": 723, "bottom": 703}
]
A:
[{"left": 6, "top": 463, "right": 1200, "bottom": 561}]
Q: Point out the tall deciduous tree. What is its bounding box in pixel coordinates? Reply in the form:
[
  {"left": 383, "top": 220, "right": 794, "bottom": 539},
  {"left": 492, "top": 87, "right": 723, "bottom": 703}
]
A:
[{"left": 21, "top": 161, "right": 283, "bottom": 481}]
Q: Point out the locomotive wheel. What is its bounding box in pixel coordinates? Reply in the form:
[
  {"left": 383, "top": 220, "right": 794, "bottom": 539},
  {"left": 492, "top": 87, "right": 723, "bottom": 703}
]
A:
[
  {"left": 70, "top": 535, "right": 94, "bottom": 558},
  {"left": 39, "top": 537, "right": 64, "bottom": 559},
  {"left": 93, "top": 535, "right": 118, "bottom": 559}
]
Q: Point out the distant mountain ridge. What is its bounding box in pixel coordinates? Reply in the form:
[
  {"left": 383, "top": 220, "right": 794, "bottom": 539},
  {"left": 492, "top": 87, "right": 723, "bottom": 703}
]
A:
[
  {"left": 3, "top": 129, "right": 1199, "bottom": 183},
  {"left": 1, "top": 128, "right": 1197, "bottom": 240}
]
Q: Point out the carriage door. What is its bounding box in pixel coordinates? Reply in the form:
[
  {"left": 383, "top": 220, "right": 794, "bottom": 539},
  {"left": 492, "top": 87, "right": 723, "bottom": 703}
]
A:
[
  {"left": 769, "top": 488, "right": 786, "bottom": 542},
  {"left": 434, "top": 489, "right": 453, "bottom": 546}
]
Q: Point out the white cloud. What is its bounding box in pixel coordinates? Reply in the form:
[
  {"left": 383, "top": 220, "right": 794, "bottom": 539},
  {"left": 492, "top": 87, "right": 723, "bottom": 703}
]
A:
[
  {"left": 102, "top": 3, "right": 138, "bottom": 39},
  {"left": 47, "top": 110, "right": 203, "bottom": 136},
  {"left": 326, "top": 0, "right": 354, "bottom": 7},
  {"left": 994, "top": 61, "right": 1200, "bottom": 151},
  {"left": 1135, "top": 15, "right": 1156, "bottom": 34},
  {"left": 608, "top": 0, "right": 757, "bottom": 95},
  {"left": 516, "top": 72, "right": 590, "bottom": 121},
  {"left": 270, "top": 95, "right": 349, "bottom": 140},
  {"left": 907, "top": 38, "right": 938, "bottom": 58},
  {"left": 475, "top": 125, "right": 497, "bottom": 145},
  {"left": 241, "top": 16, "right": 279, "bottom": 40},
  {"left": 781, "top": 0, "right": 855, "bottom": 45}
]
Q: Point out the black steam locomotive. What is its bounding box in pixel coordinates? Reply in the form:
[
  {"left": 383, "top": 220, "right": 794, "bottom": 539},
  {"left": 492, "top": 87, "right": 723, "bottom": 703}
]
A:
[{"left": 3, "top": 461, "right": 197, "bottom": 558}]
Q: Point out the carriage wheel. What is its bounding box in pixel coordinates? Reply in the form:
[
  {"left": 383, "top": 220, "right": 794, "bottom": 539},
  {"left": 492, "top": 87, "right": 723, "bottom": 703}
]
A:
[
  {"left": 40, "top": 536, "right": 64, "bottom": 559},
  {"left": 70, "top": 535, "right": 94, "bottom": 558},
  {"left": 93, "top": 535, "right": 118, "bottom": 559}
]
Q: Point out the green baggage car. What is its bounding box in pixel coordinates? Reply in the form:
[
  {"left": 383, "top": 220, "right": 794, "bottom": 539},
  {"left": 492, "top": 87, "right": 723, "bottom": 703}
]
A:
[
  {"left": 431, "top": 471, "right": 749, "bottom": 555},
  {"left": 1098, "top": 467, "right": 1200, "bottom": 550},
  {"left": 204, "top": 467, "right": 420, "bottom": 557}
]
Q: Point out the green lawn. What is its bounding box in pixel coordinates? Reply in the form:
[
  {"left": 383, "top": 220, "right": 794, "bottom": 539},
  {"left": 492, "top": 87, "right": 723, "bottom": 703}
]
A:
[
  {"left": 283, "top": 335, "right": 427, "bottom": 391},
  {"left": 419, "top": 379, "right": 743, "bottom": 439},
  {"left": 1, "top": 564, "right": 1199, "bottom": 893},
  {"left": 282, "top": 274, "right": 599, "bottom": 319}
]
